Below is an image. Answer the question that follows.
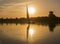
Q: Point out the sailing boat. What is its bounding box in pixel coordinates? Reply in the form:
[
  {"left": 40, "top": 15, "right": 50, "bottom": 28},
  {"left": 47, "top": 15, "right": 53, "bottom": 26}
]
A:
[
  {"left": 26, "top": 5, "right": 30, "bottom": 24},
  {"left": 26, "top": 4, "right": 30, "bottom": 41}
]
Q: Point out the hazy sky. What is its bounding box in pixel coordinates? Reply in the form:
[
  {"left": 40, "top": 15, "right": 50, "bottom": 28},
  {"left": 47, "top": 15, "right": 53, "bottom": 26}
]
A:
[{"left": 0, "top": 0, "right": 60, "bottom": 18}]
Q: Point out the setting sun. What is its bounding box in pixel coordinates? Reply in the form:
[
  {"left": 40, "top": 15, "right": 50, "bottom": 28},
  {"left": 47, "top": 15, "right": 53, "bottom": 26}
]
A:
[{"left": 28, "top": 7, "right": 36, "bottom": 15}]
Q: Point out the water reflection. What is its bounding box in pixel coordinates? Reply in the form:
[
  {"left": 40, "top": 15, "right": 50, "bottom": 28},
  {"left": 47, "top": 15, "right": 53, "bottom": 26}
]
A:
[
  {"left": 0, "top": 23, "right": 60, "bottom": 44},
  {"left": 37, "top": 22, "right": 57, "bottom": 32},
  {"left": 27, "top": 24, "right": 35, "bottom": 43},
  {"left": 29, "top": 28, "right": 34, "bottom": 36},
  {"left": 0, "top": 22, "right": 59, "bottom": 33},
  {"left": 27, "top": 24, "right": 30, "bottom": 40},
  {"left": 48, "top": 23, "right": 56, "bottom": 32}
]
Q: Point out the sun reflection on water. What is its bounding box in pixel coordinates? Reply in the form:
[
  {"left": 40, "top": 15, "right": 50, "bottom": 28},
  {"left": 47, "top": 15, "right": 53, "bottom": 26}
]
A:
[{"left": 29, "top": 28, "right": 34, "bottom": 36}]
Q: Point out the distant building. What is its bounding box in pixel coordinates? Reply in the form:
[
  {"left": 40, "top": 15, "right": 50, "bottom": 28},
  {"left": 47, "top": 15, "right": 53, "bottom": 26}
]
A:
[
  {"left": 49, "top": 11, "right": 56, "bottom": 18},
  {"left": 48, "top": 11, "right": 57, "bottom": 23}
]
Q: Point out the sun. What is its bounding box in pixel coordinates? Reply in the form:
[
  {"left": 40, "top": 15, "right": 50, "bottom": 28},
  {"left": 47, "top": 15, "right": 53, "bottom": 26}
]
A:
[{"left": 28, "top": 7, "right": 36, "bottom": 15}]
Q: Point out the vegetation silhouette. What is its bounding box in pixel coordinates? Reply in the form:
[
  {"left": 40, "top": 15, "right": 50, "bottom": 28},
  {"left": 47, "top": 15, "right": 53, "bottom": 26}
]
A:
[
  {"left": 0, "top": 11, "right": 60, "bottom": 32},
  {"left": 0, "top": 11, "right": 60, "bottom": 24}
]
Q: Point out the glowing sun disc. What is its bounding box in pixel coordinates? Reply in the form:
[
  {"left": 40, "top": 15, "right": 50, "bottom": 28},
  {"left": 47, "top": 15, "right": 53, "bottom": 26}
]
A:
[{"left": 28, "top": 7, "right": 35, "bottom": 15}]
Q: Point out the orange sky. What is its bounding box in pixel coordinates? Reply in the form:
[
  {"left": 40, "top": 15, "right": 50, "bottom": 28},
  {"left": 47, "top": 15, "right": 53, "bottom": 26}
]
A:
[{"left": 0, "top": 0, "right": 60, "bottom": 18}]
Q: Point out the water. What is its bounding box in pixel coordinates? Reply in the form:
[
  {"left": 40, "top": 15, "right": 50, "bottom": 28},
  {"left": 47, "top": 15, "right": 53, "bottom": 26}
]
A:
[{"left": 0, "top": 24, "right": 60, "bottom": 44}]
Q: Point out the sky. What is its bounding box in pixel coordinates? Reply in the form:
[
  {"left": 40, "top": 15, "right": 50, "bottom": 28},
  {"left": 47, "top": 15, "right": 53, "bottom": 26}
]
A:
[{"left": 0, "top": 0, "right": 60, "bottom": 18}]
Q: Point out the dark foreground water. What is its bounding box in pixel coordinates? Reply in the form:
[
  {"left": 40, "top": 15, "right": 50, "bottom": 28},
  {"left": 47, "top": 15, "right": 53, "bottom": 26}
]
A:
[{"left": 0, "top": 24, "right": 60, "bottom": 44}]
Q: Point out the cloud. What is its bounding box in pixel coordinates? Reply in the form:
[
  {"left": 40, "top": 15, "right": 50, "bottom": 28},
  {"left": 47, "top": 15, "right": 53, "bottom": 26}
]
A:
[
  {"left": 0, "top": 0, "right": 34, "bottom": 5},
  {"left": 0, "top": 0, "right": 31, "bottom": 9},
  {"left": 0, "top": 0, "right": 35, "bottom": 12}
]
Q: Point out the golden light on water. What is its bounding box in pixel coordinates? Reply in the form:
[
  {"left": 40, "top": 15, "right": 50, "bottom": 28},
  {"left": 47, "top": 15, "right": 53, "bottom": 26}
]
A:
[
  {"left": 28, "top": 7, "right": 36, "bottom": 15},
  {"left": 29, "top": 28, "right": 34, "bottom": 36}
]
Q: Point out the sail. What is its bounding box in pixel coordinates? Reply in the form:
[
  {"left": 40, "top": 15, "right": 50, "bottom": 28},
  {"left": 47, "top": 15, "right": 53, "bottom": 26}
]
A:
[{"left": 26, "top": 5, "right": 30, "bottom": 23}]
